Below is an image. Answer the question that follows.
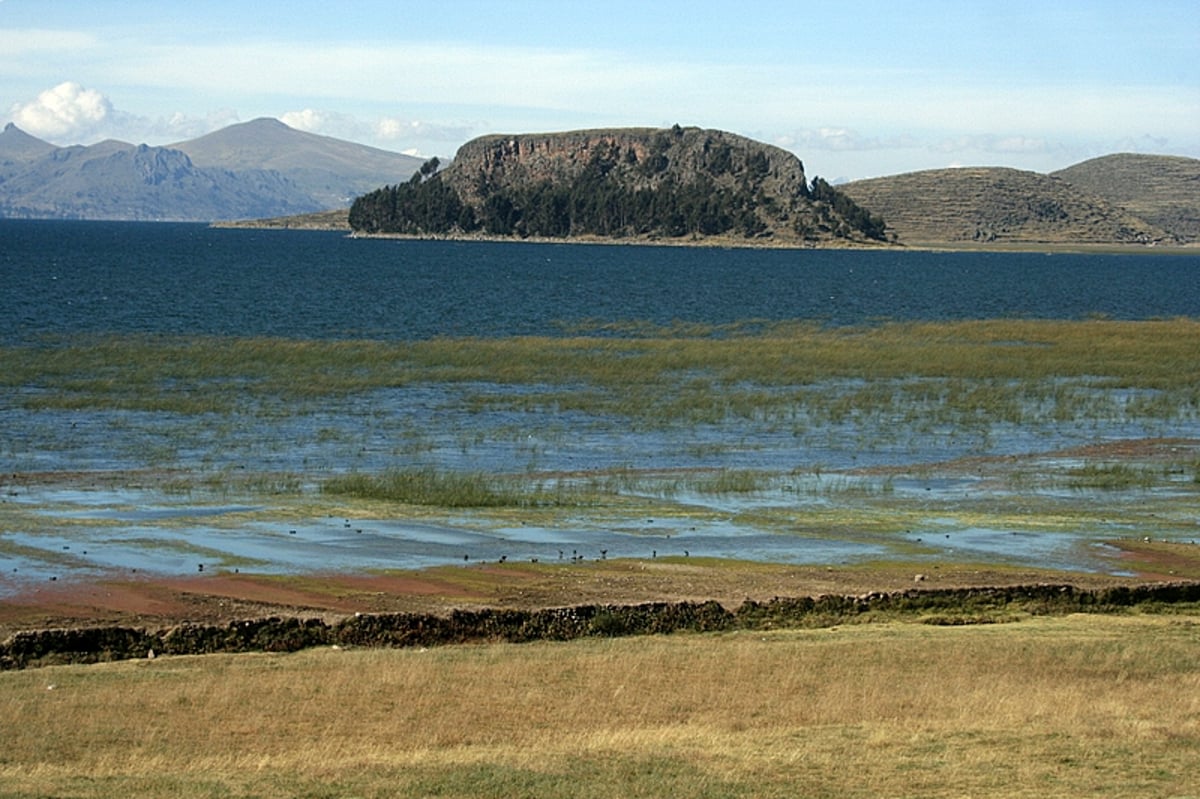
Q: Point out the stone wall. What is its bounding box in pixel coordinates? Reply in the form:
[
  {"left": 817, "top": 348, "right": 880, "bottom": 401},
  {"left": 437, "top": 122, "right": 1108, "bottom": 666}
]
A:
[{"left": 4, "top": 583, "right": 1198, "bottom": 670}]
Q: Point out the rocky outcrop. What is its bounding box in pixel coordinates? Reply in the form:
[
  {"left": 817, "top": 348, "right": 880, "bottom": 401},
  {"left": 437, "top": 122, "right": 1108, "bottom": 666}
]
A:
[
  {"left": 4, "top": 582, "right": 1198, "bottom": 670},
  {"left": 442, "top": 127, "right": 807, "bottom": 206},
  {"left": 350, "top": 126, "right": 889, "bottom": 244}
]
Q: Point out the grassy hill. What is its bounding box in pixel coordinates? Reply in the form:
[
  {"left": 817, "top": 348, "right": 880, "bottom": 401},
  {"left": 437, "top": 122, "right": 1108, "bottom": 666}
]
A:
[
  {"left": 840, "top": 166, "right": 1168, "bottom": 246},
  {"left": 1053, "top": 153, "right": 1200, "bottom": 242}
]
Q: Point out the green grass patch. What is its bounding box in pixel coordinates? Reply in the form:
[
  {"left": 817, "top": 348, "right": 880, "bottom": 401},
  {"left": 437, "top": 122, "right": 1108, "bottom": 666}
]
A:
[
  {"left": 1065, "top": 462, "right": 1161, "bottom": 490},
  {"left": 5, "top": 319, "right": 1200, "bottom": 426},
  {"left": 321, "top": 468, "right": 597, "bottom": 508}
]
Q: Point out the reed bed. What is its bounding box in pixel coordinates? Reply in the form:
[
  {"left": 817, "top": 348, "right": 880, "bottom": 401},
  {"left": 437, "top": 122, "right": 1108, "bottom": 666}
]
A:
[
  {"left": 321, "top": 468, "right": 600, "bottom": 508},
  {"left": 2, "top": 614, "right": 1197, "bottom": 798},
  {"left": 5, "top": 318, "right": 1199, "bottom": 407},
  {"left": 5, "top": 318, "right": 1199, "bottom": 509}
]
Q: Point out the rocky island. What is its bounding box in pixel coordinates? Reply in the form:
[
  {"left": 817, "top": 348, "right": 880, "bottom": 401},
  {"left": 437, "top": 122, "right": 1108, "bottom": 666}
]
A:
[{"left": 349, "top": 125, "right": 889, "bottom": 246}]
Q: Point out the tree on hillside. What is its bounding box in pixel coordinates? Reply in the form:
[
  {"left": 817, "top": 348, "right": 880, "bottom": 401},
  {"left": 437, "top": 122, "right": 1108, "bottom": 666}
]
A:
[
  {"left": 347, "top": 142, "right": 889, "bottom": 243},
  {"left": 808, "top": 177, "right": 888, "bottom": 240}
]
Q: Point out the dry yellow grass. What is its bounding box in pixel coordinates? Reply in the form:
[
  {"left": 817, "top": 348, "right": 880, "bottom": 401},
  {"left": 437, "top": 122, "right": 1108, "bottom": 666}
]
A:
[{"left": 2, "top": 613, "right": 1198, "bottom": 798}]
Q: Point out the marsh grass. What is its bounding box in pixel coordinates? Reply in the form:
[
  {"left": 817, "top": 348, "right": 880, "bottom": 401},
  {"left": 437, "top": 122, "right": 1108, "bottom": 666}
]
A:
[
  {"left": 321, "top": 468, "right": 598, "bottom": 508},
  {"left": 1066, "top": 462, "right": 1162, "bottom": 490},
  {"left": 2, "top": 614, "right": 1197, "bottom": 798},
  {"left": 4, "top": 319, "right": 1199, "bottom": 425}
]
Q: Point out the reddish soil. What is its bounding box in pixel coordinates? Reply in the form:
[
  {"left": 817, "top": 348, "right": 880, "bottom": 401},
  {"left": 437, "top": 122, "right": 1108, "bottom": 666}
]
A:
[
  {"left": 5, "top": 437, "right": 1198, "bottom": 640},
  {"left": 0, "top": 557, "right": 1171, "bottom": 641}
]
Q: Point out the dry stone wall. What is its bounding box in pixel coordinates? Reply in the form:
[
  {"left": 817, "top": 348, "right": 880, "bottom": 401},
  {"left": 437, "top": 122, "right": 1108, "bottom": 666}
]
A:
[{"left": 4, "top": 583, "right": 1198, "bottom": 670}]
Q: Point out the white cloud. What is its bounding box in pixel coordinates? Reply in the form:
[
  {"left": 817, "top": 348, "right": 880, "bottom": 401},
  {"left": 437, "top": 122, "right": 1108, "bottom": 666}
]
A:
[
  {"left": 774, "top": 127, "right": 921, "bottom": 154},
  {"left": 280, "top": 108, "right": 382, "bottom": 139},
  {"left": 148, "top": 109, "right": 242, "bottom": 142},
  {"left": 280, "top": 108, "right": 332, "bottom": 132},
  {"left": 375, "top": 117, "right": 475, "bottom": 143},
  {"left": 375, "top": 118, "right": 413, "bottom": 140},
  {"left": 9, "top": 82, "right": 112, "bottom": 141},
  {"left": 274, "top": 109, "right": 477, "bottom": 155}
]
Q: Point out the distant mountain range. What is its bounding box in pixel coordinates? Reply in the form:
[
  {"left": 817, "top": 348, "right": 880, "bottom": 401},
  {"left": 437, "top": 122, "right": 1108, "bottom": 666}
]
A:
[
  {"left": 0, "top": 118, "right": 422, "bottom": 222},
  {"left": 2, "top": 117, "right": 1196, "bottom": 247}
]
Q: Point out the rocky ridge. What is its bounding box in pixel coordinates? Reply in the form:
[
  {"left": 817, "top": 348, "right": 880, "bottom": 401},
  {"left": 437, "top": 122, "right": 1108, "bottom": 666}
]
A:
[
  {"left": 350, "top": 126, "right": 888, "bottom": 245},
  {"left": 443, "top": 127, "right": 806, "bottom": 204}
]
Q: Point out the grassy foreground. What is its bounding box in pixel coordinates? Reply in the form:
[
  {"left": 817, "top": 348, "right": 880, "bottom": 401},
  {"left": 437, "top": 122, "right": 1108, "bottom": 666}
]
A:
[{"left": 2, "top": 613, "right": 1198, "bottom": 798}]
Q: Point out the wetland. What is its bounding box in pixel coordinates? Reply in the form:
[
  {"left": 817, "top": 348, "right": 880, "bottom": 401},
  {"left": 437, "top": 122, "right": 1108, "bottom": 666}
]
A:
[{"left": 3, "top": 221, "right": 1200, "bottom": 626}]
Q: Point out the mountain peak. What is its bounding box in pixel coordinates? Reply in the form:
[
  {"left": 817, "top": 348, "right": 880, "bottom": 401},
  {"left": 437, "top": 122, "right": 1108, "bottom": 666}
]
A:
[
  {"left": 0, "top": 122, "right": 57, "bottom": 162},
  {"left": 244, "top": 117, "right": 291, "bottom": 128},
  {"left": 0, "top": 117, "right": 420, "bottom": 221}
]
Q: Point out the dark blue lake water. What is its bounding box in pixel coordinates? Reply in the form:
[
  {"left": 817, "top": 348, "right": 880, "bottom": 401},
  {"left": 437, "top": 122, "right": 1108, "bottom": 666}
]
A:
[{"left": 3, "top": 219, "right": 1199, "bottom": 342}]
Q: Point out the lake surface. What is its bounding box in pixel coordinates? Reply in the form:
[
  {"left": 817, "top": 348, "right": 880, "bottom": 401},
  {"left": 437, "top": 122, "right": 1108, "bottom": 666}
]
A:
[
  {"left": 3, "top": 219, "right": 1200, "bottom": 343},
  {"left": 3, "top": 219, "right": 1200, "bottom": 588}
]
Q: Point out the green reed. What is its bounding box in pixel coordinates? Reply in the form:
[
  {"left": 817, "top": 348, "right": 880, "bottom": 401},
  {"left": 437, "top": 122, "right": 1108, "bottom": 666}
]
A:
[
  {"left": 4, "top": 319, "right": 1198, "bottom": 426},
  {"left": 321, "top": 468, "right": 595, "bottom": 508}
]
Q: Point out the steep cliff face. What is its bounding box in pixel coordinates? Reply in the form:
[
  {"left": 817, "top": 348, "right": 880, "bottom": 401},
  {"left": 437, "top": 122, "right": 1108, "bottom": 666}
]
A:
[
  {"left": 443, "top": 126, "right": 808, "bottom": 203},
  {"left": 351, "top": 126, "right": 888, "bottom": 244}
]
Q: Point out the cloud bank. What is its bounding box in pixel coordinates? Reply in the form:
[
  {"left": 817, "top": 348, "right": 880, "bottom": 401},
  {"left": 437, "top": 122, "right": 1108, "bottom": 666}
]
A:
[{"left": 8, "top": 81, "right": 112, "bottom": 140}]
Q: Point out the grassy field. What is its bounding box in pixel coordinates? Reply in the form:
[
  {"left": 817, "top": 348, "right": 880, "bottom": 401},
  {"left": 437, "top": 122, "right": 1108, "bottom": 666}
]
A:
[
  {"left": 3, "top": 319, "right": 1200, "bottom": 796},
  {"left": 1, "top": 612, "right": 1197, "bottom": 798}
]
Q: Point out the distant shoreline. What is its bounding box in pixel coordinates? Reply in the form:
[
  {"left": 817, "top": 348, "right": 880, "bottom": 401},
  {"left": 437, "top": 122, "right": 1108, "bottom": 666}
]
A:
[{"left": 212, "top": 215, "right": 1199, "bottom": 256}]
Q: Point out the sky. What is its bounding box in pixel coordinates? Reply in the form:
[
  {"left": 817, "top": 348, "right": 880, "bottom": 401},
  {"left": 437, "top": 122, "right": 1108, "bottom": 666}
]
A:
[{"left": 2, "top": 0, "right": 1197, "bottom": 181}]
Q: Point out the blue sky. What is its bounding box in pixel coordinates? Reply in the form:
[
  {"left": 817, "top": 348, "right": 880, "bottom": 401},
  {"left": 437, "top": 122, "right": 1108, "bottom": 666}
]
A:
[{"left": 2, "top": 0, "right": 1196, "bottom": 180}]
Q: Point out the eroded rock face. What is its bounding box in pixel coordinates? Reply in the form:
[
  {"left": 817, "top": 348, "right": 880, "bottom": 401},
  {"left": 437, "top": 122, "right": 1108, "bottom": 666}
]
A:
[
  {"left": 443, "top": 126, "right": 809, "bottom": 205},
  {"left": 351, "top": 125, "right": 891, "bottom": 243}
]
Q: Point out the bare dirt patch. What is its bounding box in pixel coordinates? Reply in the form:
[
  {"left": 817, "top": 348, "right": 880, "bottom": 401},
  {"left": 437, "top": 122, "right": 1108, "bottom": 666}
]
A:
[
  {"left": 1111, "top": 539, "right": 1200, "bottom": 581},
  {"left": 0, "top": 557, "right": 1158, "bottom": 640}
]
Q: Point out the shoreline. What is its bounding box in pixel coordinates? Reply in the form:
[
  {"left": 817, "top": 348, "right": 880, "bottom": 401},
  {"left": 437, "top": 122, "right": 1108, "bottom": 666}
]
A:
[
  {"left": 211, "top": 217, "right": 1199, "bottom": 256},
  {"left": 4, "top": 534, "right": 1198, "bottom": 644}
]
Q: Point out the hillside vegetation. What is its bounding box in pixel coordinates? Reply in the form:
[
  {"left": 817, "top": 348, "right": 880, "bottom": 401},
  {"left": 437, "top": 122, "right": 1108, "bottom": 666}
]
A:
[
  {"left": 350, "top": 126, "right": 887, "bottom": 245},
  {"left": 841, "top": 166, "right": 1169, "bottom": 246},
  {"left": 1054, "top": 153, "right": 1200, "bottom": 242}
]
